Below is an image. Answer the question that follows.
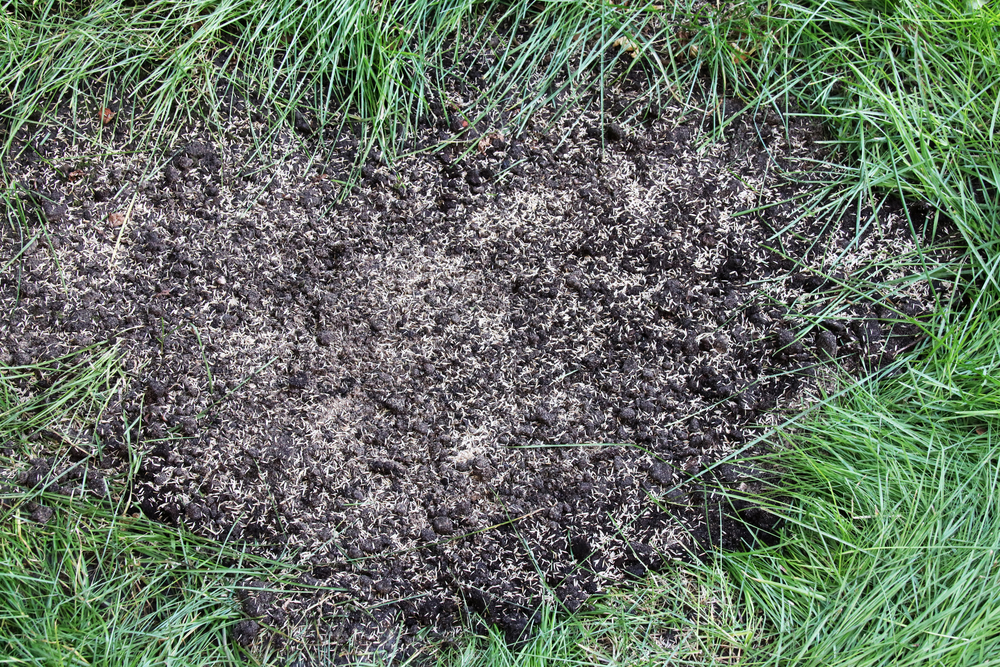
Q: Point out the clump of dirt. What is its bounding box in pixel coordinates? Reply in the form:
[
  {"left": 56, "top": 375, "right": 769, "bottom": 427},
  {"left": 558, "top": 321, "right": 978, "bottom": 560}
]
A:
[{"left": 1, "top": 77, "right": 940, "bottom": 652}]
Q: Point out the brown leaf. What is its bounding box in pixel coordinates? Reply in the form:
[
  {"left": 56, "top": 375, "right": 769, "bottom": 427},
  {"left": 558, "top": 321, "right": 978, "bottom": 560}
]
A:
[
  {"left": 101, "top": 108, "right": 115, "bottom": 125},
  {"left": 730, "top": 42, "right": 756, "bottom": 65},
  {"left": 478, "top": 132, "right": 504, "bottom": 153}
]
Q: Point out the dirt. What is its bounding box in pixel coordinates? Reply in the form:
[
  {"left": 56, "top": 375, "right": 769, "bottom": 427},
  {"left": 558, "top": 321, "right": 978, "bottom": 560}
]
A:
[{"left": 1, "top": 71, "right": 941, "bottom": 655}]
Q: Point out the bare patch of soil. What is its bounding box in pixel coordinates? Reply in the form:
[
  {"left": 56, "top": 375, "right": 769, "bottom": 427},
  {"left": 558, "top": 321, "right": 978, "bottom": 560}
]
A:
[{"left": 2, "top": 79, "right": 938, "bottom": 652}]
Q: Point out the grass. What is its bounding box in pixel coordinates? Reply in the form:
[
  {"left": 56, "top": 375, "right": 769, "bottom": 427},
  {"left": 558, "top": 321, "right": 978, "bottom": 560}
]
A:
[
  {"left": 439, "top": 566, "right": 761, "bottom": 667},
  {"left": 0, "top": 349, "right": 303, "bottom": 665},
  {"left": 3, "top": 0, "right": 1000, "bottom": 664},
  {"left": 0, "top": 492, "right": 266, "bottom": 666},
  {"left": 755, "top": 0, "right": 999, "bottom": 253},
  {"left": 727, "top": 304, "right": 1000, "bottom": 664},
  {"left": 707, "top": 0, "right": 1000, "bottom": 663},
  {"left": 0, "top": 0, "right": 711, "bottom": 167}
]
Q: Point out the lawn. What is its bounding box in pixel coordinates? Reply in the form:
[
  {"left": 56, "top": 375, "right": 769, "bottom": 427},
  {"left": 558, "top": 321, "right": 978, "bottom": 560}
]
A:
[{"left": 2, "top": 0, "right": 999, "bottom": 664}]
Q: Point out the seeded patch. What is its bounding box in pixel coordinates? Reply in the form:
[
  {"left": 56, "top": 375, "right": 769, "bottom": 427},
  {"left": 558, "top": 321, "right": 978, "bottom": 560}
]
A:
[{"left": 1, "top": 87, "right": 939, "bottom": 650}]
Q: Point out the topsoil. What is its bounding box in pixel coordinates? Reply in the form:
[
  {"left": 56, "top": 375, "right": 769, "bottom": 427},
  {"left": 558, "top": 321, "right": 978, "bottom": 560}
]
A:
[{"left": 2, "top": 67, "right": 938, "bottom": 655}]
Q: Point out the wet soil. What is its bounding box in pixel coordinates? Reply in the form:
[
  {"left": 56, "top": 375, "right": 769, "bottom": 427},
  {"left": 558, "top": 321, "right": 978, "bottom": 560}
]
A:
[{"left": 1, "top": 76, "right": 938, "bottom": 653}]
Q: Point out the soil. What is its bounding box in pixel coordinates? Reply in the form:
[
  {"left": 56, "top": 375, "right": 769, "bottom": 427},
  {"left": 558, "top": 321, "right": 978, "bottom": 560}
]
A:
[{"left": 1, "top": 70, "right": 940, "bottom": 655}]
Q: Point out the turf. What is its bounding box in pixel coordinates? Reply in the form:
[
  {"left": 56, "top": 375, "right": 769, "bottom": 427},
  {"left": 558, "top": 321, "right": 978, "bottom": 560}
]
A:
[
  {"left": 0, "top": 0, "right": 700, "bottom": 165},
  {"left": 709, "top": 0, "right": 1000, "bottom": 663},
  {"left": 3, "top": 0, "right": 1000, "bottom": 663},
  {"left": 0, "top": 348, "right": 286, "bottom": 665},
  {"left": 0, "top": 494, "right": 269, "bottom": 666},
  {"left": 728, "top": 306, "right": 1000, "bottom": 665}
]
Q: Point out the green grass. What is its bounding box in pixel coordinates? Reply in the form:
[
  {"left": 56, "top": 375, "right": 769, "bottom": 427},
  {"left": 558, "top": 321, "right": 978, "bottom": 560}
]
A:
[
  {"left": 0, "top": 349, "right": 298, "bottom": 666},
  {"left": 754, "top": 0, "right": 999, "bottom": 253},
  {"left": 0, "top": 494, "right": 266, "bottom": 666},
  {"left": 438, "top": 566, "right": 761, "bottom": 667},
  {"left": 0, "top": 0, "right": 711, "bottom": 165},
  {"left": 705, "top": 0, "right": 1000, "bottom": 663},
  {"left": 726, "top": 302, "right": 1000, "bottom": 665}
]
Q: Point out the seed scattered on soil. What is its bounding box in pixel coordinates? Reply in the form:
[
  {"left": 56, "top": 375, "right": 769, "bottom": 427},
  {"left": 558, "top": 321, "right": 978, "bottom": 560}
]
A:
[{"left": 1, "top": 69, "right": 947, "bottom": 653}]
